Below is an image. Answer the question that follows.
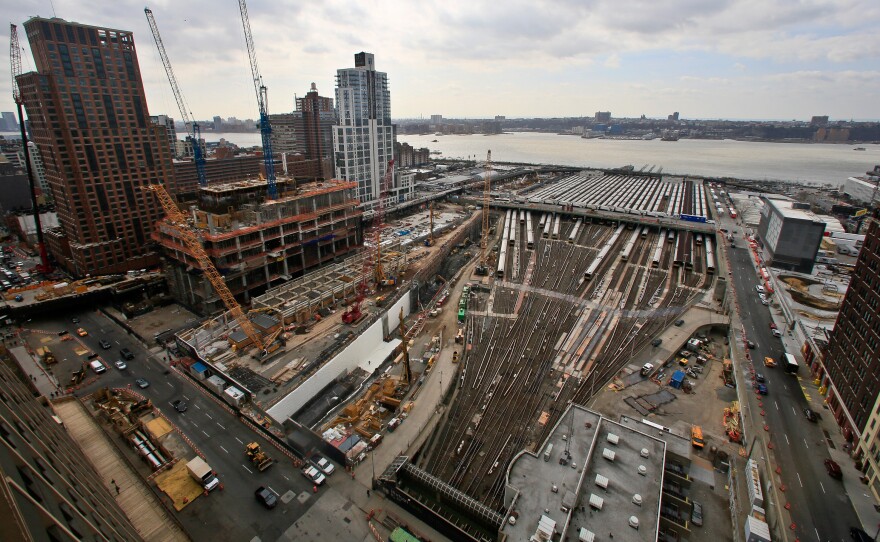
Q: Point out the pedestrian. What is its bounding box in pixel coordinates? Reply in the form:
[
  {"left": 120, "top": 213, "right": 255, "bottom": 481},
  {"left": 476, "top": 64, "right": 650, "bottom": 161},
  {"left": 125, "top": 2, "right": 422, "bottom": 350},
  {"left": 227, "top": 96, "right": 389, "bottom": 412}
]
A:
[
  {"left": 115, "top": 485, "right": 120, "bottom": 495},
  {"left": 367, "top": 489, "right": 371, "bottom": 497}
]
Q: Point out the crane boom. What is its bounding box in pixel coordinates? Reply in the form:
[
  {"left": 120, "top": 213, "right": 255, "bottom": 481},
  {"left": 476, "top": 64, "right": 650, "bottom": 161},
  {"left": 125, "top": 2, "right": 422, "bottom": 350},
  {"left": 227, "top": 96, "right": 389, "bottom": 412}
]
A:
[
  {"left": 145, "top": 184, "right": 263, "bottom": 350},
  {"left": 144, "top": 8, "right": 207, "bottom": 187},
  {"left": 10, "top": 24, "right": 52, "bottom": 273},
  {"left": 237, "top": 0, "right": 277, "bottom": 199}
]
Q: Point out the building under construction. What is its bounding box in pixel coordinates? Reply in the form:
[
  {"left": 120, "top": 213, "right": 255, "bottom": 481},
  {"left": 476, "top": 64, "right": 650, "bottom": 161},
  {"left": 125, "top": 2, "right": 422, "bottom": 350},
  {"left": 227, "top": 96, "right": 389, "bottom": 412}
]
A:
[{"left": 154, "top": 177, "right": 363, "bottom": 313}]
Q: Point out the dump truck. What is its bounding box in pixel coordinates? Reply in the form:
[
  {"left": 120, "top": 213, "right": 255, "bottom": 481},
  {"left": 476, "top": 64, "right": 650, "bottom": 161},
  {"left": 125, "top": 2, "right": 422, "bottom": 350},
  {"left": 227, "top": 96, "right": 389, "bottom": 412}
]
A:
[
  {"left": 186, "top": 456, "right": 220, "bottom": 491},
  {"left": 36, "top": 346, "right": 57, "bottom": 365},
  {"left": 245, "top": 442, "right": 274, "bottom": 471}
]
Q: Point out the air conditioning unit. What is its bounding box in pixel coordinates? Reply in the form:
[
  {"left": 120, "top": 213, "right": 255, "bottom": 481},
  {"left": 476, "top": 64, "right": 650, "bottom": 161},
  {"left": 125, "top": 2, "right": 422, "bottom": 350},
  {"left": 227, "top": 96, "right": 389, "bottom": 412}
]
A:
[
  {"left": 602, "top": 448, "right": 616, "bottom": 462},
  {"left": 589, "top": 494, "right": 604, "bottom": 510},
  {"left": 595, "top": 474, "right": 609, "bottom": 489},
  {"left": 607, "top": 433, "right": 619, "bottom": 445}
]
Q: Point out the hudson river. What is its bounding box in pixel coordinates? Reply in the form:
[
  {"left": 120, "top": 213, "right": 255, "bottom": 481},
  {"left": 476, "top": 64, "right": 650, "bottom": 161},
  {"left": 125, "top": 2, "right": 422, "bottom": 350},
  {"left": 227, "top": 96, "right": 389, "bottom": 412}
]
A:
[{"left": 5, "top": 130, "right": 874, "bottom": 187}]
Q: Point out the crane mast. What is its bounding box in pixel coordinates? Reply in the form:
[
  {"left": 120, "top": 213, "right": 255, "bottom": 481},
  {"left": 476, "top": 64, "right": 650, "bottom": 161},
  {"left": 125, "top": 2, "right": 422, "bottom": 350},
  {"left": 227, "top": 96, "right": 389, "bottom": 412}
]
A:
[
  {"left": 144, "top": 8, "right": 207, "bottom": 187},
  {"left": 9, "top": 24, "right": 52, "bottom": 273},
  {"left": 145, "top": 184, "right": 264, "bottom": 350},
  {"left": 237, "top": 0, "right": 277, "bottom": 200},
  {"left": 478, "top": 150, "right": 492, "bottom": 273}
]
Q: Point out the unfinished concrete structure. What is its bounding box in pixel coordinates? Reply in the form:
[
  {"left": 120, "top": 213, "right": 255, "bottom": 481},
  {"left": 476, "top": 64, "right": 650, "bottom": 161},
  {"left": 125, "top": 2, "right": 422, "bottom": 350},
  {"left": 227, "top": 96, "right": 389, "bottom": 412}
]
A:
[{"left": 154, "top": 178, "right": 363, "bottom": 313}]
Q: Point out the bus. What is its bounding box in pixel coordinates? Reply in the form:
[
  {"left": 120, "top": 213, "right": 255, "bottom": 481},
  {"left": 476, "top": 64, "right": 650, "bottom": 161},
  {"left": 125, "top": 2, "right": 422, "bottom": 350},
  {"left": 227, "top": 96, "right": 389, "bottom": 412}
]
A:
[{"left": 783, "top": 353, "right": 799, "bottom": 374}]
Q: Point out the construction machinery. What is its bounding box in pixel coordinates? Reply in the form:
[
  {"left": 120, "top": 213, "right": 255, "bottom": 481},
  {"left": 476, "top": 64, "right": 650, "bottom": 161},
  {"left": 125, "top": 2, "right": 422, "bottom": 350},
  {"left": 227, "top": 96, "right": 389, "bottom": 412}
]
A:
[
  {"left": 36, "top": 346, "right": 56, "bottom": 365},
  {"left": 425, "top": 202, "right": 435, "bottom": 247},
  {"left": 145, "top": 184, "right": 264, "bottom": 351},
  {"left": 144, "top": 8, "right": 207, "bottom": 187},
  {"left": 475, "top": 150, "right": 492, "bottom": 275},
  {"left": 245, "top": 442, "right": 274, "bottom": 471},
  {"left": 398, "top": 308, "right": 412, "bottom": 385},
  {"left": 9, "top": 24, "right": 52, "bottom": 274},
  {"left": 237, "top": 0, "right": 278, "bottom": 200}
]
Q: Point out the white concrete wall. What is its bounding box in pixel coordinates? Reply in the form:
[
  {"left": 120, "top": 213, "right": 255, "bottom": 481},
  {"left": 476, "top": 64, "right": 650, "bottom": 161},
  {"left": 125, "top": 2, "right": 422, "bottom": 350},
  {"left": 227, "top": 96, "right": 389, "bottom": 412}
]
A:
[{"left": 267, "top": 290, "right": 411, "bottom": 422}]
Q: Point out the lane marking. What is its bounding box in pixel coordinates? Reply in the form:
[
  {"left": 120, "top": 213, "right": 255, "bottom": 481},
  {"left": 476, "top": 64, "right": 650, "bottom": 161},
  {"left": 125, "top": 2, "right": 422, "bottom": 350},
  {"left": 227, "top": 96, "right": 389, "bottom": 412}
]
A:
[
  {"left": 814, "top": 528, "right": 820, "bottom": 541},
  {"left": 796, "top": 472, "right": 803, "bottom": 487},
  {"left": 791, "top": 406, "right": 797, "bottom": 417},
  {"left": 804, "top": 438, "right": 809, "bottom": 449},
  {"left": 183, "top": 396, "right": 190, "bottom": 401},
  {"left": 235, "top": 437, "right": 244, "bottom": 444},
  {"left": 819, "top": 481, "right": 826, "bottom": 494},
  {"left": 774, "top": 401, "right": 779, "bottom": 410},
  {"left": 216, "top": 422, "right": 225, "bottom": 430},
  {"left": 220, "top": 446, "right": 228, "bottom": 454},
  {"left": 165, "top": 382, "right": 174, "bottom": 389},
  {"left": 784, "top": 434, "right": 790, "bottom": 445},
  {"left": 201, "top": 430, "right": 210, "bottom": 437},
  {"left": 242, "top": 465, "right": 253, "bottom": 474},
  {"left": 204, "top": 413, "right": 213, "bottom": 420},
  {"left": 282, "top": 475, "right": 290, "bottom": 481},
  {"left": 194, "top": 404, "right": 201, "bottom": 410}
]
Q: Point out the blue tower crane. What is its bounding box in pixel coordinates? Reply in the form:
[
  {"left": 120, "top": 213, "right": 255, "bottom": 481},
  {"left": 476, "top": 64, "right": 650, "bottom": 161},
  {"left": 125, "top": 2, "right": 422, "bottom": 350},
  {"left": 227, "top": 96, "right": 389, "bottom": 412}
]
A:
[
  {"left": 237, "top": 0, "right": 277, "bottom": 200},
  {"left": 144, "top": 8, "right": 207, "bottom": 187}
]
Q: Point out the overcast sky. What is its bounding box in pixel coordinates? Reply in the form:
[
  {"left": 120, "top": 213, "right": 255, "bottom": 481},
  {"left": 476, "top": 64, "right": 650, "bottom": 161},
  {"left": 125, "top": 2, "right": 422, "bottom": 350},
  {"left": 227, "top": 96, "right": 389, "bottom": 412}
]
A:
[{"left": 2, "top": 0, "right": 879, "bottom": 123}]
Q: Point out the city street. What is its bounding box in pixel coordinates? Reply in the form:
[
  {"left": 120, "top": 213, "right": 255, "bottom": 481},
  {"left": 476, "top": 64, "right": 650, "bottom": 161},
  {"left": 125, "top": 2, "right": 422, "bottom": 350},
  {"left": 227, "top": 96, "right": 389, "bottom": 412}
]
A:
[
  {"left": 25, "top": 310, "right": 325, "bottom": 541},
  {"left": 725, "top": 224, "right": 860, "bottom": 541}
]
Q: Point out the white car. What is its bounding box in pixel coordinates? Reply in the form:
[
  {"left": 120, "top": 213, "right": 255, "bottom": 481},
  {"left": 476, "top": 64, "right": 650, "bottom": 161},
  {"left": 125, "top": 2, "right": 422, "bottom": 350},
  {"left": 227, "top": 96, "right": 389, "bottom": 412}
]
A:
[
  {"left": 302, "top": 466, "right": 326, "bottom": 485},
  {"left": 755, "top": 285, "right": 765, "bottom": 294},
  {"left": 772, "top": 329, "right": 782, "bottom": 337},
  {"left": 311, "top": 455, "right": 335, "bottom": 476}
]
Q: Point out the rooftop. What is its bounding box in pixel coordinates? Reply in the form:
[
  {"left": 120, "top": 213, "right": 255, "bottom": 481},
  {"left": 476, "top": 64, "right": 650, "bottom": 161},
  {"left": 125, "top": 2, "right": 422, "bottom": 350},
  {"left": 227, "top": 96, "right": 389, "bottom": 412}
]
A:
[
  {"left": 501, "top": 405, "right": 664, "bottom": 542},
  {"left": 764, "top": 197, "right": 825, "bottom": 223}
]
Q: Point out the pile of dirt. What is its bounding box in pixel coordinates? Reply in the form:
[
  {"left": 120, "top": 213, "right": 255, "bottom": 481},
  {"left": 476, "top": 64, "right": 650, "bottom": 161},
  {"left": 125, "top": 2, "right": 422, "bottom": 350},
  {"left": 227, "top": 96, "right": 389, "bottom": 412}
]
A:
[{"left": 789, "top": 288, "right": 840, "bottom": 311}]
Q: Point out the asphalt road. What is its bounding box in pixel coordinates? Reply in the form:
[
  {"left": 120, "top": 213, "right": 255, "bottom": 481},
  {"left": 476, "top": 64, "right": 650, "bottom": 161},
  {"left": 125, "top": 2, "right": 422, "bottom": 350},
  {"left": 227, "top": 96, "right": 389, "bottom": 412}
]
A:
[
  {"left": 27, "top": 310, "right": 329, "bottom": 541},
  {"left": 727, "top": 235, "right": 859, "bottom": 541}
]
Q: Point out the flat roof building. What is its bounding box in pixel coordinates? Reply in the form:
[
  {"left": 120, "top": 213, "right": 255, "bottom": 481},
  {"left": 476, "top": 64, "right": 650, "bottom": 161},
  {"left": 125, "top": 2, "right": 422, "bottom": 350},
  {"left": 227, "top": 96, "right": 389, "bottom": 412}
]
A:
[{"left": 756, "top": 197, "right": 826, "bottom": 274}]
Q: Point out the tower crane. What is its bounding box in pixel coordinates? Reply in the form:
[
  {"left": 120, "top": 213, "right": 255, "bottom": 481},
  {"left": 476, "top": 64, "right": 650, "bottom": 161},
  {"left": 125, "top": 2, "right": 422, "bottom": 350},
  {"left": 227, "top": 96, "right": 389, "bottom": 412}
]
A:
[
  {"left": 237, "top": 0, "right": 277, "bottom": 200},
  {"left": 144, "top": 8, "right": 207, "bottom": 187},
  {"left": 398, "top": 307, "right": 412, "bottom": 386},
  {"left": 144, "top": 184, "right": 264, "bottom": 351},
  {"left": 476, "top": 150, "right": 492, "bottom": 275},
  {"left": 9, "top": 24, "right": 52, "bottom": 273},
  {"left": 425, "top": 202, "right": 434, "bottom": 247}
]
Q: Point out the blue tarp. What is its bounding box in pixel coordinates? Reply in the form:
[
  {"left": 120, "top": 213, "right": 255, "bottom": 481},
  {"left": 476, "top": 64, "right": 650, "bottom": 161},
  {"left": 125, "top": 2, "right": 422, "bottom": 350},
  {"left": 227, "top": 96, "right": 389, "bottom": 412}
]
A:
[{"left": 191, "top": 361, "right": 208, "bottom": 375}]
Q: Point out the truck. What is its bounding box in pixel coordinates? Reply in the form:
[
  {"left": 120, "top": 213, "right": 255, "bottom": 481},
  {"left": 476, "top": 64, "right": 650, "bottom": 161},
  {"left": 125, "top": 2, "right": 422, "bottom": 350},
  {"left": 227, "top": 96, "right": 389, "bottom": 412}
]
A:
[
  {"left": 36, "top": 346, "right": 57, "bottom": 365},
  {"left": 186, "top": 456, "right": 220, "bottom": 491},
  {"left": 245, "top": 442, "right": 274, "bottom": 471}
]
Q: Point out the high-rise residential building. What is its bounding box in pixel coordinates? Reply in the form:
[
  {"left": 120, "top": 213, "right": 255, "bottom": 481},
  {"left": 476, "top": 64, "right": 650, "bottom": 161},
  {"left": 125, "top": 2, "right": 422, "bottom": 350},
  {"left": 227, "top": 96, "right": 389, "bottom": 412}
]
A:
[
  {"left": 149, "top": 114, "right": 177, "bottom": 159},
  {"left": 333, "top": 52, "right": 394, "bottom": 205},
  {"left": 17, "top": 141, "right": 50, "bottom": 197},
  {"left": 0, "top": 356, "right": 144, "bottom": 540},
  {"left": 213, "top": 115, "right": 223, "bottom": 130},
  {"left": 823, "top": 209, "right": 880, "bottom": 501},
  {"left": 269, "top": 113, "right": 298, "bottom": 156},
  {"left": 0, "top": 112, "right": 19, "bottom": 132},
  {"left": 16, "top": 17, "right": 175, "bottom": 275},
  {"left": 595, "top": 111, "right": 612, "bottom": 123},
  {"left": 294, "top": 83, "right": 335, "bottom": 180},
  {"left": 430, "top": 114, "right": 442, "bottom": 125}
]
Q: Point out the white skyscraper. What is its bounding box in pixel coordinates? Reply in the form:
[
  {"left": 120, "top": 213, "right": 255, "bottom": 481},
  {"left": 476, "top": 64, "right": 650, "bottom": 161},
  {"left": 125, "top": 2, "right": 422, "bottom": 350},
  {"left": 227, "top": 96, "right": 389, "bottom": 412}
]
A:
[{"left": 333, "top": 53, "right": 395, "bottom": 205}]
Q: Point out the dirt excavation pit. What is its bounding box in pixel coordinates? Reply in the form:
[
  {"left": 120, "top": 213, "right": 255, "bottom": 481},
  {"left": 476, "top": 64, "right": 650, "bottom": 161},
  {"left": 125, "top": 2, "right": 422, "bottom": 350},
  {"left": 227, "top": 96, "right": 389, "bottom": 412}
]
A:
[{"left": 779, "top": 274, "right": 841, "bottom": 311}]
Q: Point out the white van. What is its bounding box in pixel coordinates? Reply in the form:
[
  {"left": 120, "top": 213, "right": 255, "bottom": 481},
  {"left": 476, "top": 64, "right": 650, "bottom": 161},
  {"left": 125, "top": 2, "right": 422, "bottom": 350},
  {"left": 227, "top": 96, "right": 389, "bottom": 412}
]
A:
[{"left": 89, "top": 360, "right": 107, "bottom": 374}]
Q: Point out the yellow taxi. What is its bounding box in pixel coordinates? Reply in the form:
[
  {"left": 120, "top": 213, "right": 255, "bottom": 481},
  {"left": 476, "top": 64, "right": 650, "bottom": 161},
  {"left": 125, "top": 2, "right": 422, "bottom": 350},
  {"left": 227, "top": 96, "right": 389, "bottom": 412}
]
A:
[
  {"left": 764, "top": 356, "right": 777, "bottom": 367},
  {"left": 76, "top": 327, "right": 88, "bottom": 337}
]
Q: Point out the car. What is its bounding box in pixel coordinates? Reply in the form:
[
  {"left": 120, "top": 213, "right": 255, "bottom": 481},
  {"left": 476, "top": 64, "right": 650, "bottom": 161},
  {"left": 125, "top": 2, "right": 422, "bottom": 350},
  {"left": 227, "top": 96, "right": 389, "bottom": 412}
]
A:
[
  {"left": 57, "top": 330, "right": 69, "bottom": 337},
  {"left": 691, "top": 501, "right": 703, "bottom": 527},
  {"left": 769, "top": 323, "right": 777, "bottom": 330},
  {"left": 764, "top": 356, "right": 777, "bottom": 367},
  {"left": 135, "top": 378, "right": 149, "bottom": 389},
  {"left": 772, "top": 329, "right": 782, "bottom": 338},
  {"left": 76, "top": 327, "right": 88, "bottom": 337},
  {"left": 71, "top": 317, "right": 80, "bottom": 323},
  {"left": 172, "top": 400, "right": 187, "bottom": 413},
  {"left": 114, "top": 360, "right": 127, "bottom": 370},
  {"left": 824, "top": 458, "right": 842, "bottom": 479},
  {"left": 302, "top": 466, "right": 326, "bottom": 485},
  {"left": 120, "top": 348, "right": 134, "bottom": 360},
  {"left": 746, "top": 341, "right": 756, "bottom": 349},
  {"left": 755, "top": 285, "right": 765, "bottom": 293},
  {"left": 651, "top": 338, "right": 662, "bottom": 347},
  {"left": 674, "top": 319, "right": 685, "bottom": 327},
  {"left": 254, "top": 486, "right": 277, "bottom": 509},
  {"left": 310, "top": 454, "right": 335, "bottom": 476},
  {"left": 760, "top": 296, "right": 770, "bottom": 306},
  {"left": 756, "top": 383, "right": 768, "bottom": 395},
  {"left": 641, "top": 363, "right": 655, "bottom": 376},
  {"left": 804, "top": 408, "right": 818, "bottom": 422},
  {"left": 755, "top": 373, "right": 765, "bottom": 383},
  {"left": 99, "top": 339, "right": 111, "bottom": 349}
]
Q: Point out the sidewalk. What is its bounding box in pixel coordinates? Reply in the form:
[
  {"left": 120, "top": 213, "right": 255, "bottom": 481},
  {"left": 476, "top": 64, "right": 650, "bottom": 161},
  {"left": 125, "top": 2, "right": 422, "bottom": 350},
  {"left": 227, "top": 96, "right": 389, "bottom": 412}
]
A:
[
  {"left": 52, "top": 397, "right": 189, "bottom": 542},
  {"left": 7, "top": 342, "right": 64, "bottom": 398}
]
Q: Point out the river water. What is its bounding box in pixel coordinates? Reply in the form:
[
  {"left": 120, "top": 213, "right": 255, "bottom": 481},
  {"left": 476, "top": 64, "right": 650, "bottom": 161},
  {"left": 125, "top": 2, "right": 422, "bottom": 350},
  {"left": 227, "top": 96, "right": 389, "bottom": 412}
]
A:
[{"left": 5, "top": 130, "right": 876, "bottom": 187}]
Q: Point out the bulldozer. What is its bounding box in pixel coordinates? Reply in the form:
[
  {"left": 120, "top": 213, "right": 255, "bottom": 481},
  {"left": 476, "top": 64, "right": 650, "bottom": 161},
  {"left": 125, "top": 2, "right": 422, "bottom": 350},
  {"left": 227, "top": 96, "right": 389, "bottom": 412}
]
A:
[{"left": 245, "top": 442, "right": 274, "bottom": 471}]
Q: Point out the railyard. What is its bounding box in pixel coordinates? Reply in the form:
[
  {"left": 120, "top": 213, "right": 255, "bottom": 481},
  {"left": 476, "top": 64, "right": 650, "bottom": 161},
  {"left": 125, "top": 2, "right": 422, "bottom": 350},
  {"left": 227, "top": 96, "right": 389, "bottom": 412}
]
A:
[{"left": 417, "top": 182, "right": 717, "bottom": 513}]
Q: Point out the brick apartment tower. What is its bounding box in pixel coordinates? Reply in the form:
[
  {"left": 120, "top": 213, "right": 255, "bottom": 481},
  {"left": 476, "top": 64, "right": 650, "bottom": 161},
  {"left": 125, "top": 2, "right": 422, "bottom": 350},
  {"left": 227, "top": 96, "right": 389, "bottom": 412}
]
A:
[
  {"left": 295, "top": 83, "right": 335, "bottom": 180},
  {"left": 16, "top": 17, "right": 174, "bottom": 275},
  {"left": 823, "top": 208, "right": 880, "bottom": 498}
]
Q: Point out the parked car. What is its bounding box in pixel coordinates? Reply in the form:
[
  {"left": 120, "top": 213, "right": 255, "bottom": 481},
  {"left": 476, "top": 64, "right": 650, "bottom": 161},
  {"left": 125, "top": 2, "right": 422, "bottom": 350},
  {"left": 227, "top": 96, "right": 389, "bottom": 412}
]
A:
[
  {"left": 71, "top": 317, "right": 79, "bottom": 323},
  {"left": 254, "top": 486, "right": 277, "bottom": 509},
  {"left": 772, "top": 329, "right": 782, "bottom": 338},
  {"left": 651, "top": 338, "right": 662, "bottom": 347},
  {"left": 120, "top": 348, "right": 134, "bottom": 360},
  {"left": 114, "top": 360, "right": 127, "bottom": 370},
  {"left": 755, "top": 373, "right": 765, "bottom": 383},
  {"left": 674, "top": 319, "right": 685, "bottom": 327},
  {"left": 755, "top": 285, "right": 765, "bottom": 293},
  {"left": 825, "top": 458, "right": 842, "bottom": 479},
  {"left": 99, "top": 339, "right": 111, "bottom": 349},
  {"left": 804, "top": 408, "right": 818, "bottom": 422},
  {"left": 135, "top": 378, "right": 149, "bottom": 389},
  {"left": 756, "top": 383, "right": 768, "bottom": 395},
  {"left": 691, "top": 501, "right": 703, "bottom": 527},
  {"left": 310, "top": 454, "right": 335, "bottom": 476},
  {"left": 746, "top": 341, "right": 756, "bottom": 349},
  {"left": 302, "top": 466, "right": 326, "bottom": 485},
  {"left": 769, "top": 323, "right": 777, "bottom": 330}
]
